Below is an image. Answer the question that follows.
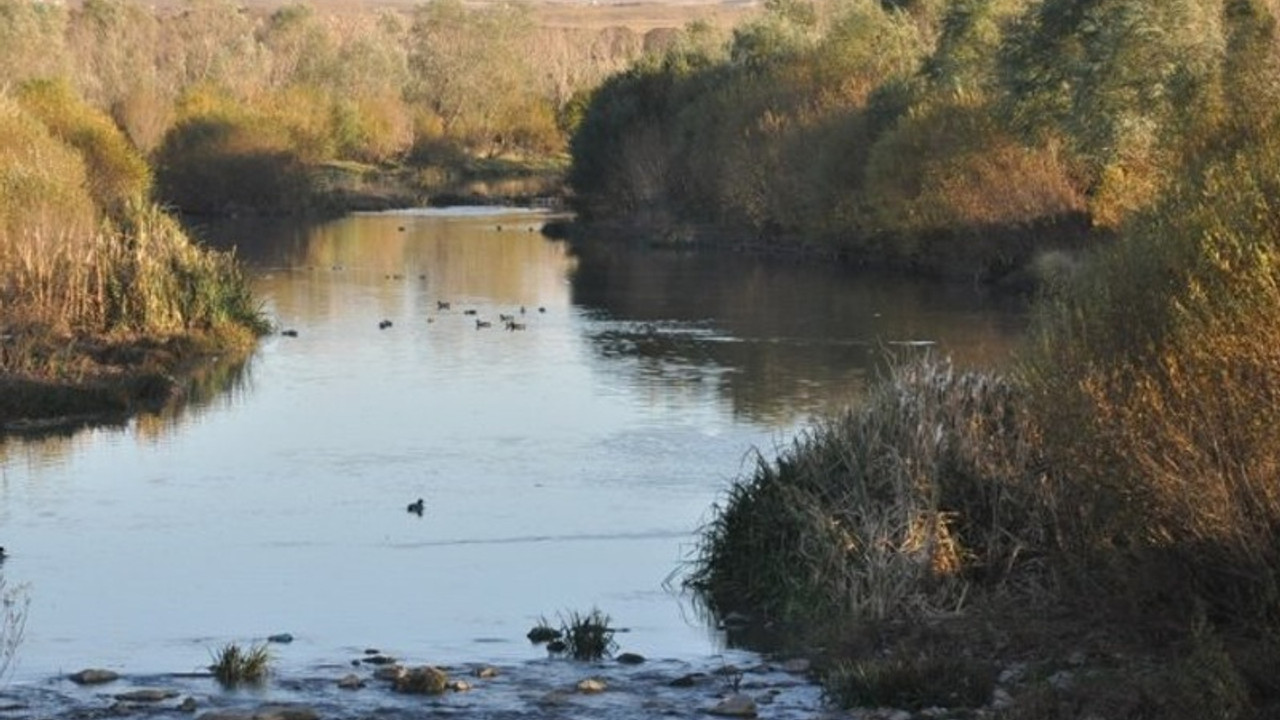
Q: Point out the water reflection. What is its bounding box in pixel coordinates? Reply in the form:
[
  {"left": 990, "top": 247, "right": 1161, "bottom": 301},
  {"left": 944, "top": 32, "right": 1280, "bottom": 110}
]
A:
[
  {"left": 0, "top": 208, "right": 1031, "bottom": 683},
  {"left": 567, "top": 239, "right": 1029, "bottom": 426},
  {"left": 195, "top": 212, "right": 1029, "bottom": 429},
  {"left": 0, "top": 353, "right": 253, "bottom": 466}
]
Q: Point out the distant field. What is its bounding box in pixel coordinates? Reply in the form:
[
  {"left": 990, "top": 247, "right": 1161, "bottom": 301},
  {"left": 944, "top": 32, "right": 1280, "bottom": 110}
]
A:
[{"left": 228, "top": 0, "right": 760, "bottom": 31}]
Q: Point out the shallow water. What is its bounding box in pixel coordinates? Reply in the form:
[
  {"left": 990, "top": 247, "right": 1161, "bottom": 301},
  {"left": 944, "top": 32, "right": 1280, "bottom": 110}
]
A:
[{"left": 0, "top": 208, "right": 1028, "bottom": 713}]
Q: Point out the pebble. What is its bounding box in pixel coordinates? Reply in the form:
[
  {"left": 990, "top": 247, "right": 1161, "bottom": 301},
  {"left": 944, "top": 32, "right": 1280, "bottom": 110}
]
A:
[
  {"left": 337, "top": 674, "right": 364, "bottom": 690},
  {"left": 577, "top": 677, "right": 607, "bottom": 693}
]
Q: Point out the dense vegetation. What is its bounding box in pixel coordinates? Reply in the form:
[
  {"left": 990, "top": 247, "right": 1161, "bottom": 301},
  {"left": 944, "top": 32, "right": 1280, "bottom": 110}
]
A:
[
  {"left": 677, "top": 1, "right": 1280, "bottom": 716},
  {"left": 0, "top": 0, "right": 688, "bottom": 215},
  {"left": 570, "top": 0, "right": 1280, "bottom": 280},
  {"left": 0, "top": 0, "right": 697, "bottom": 426}
]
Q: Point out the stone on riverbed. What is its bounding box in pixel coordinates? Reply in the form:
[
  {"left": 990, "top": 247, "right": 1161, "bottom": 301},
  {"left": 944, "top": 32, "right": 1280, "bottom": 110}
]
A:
[
  {"left": 196, "top": 705, "right": 319, "bottom": 720},
  {"left": 576, "top": 677, "right": 606, "bottom": 693},
  {"left": 115, "top": 689, "right": 180, "bottom": 702},
  {"left": 69, "top": 669, "right": 120, "bottom": 685},
  {"left": 472, "top": 666, "right": 499, "bottom": 679},
  {"left": 616, "top": 652, "right": 646, "bottom": 665},
  {"left": 393, "top": 666, "right": 448, "bottom": 695},
  {"left": 708, "top": 693, "right": 758, "bottom": 718}
]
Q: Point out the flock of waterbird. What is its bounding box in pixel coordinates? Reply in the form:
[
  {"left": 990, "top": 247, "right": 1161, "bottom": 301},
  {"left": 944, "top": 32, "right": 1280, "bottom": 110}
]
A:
[
  {"left": 370, "top": 300, "right": 546, "bottom": 333},
  {"left": 278, "top": 296, "right": 547, "bottom": 337}
]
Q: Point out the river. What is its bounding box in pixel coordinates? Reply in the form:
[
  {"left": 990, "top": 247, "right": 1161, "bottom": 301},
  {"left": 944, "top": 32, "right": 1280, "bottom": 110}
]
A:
[{"left": 0, "top": 207, "right": 1029, "bottom": 717}]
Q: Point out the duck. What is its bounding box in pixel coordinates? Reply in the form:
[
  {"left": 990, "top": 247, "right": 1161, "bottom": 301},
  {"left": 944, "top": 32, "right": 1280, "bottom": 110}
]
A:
[
  {"left": 281, "top": 329, "right": 299, "bottom": 337},
  {"left": 505, "top": 321, "right": 526, "bottom": 331},
  {"left": 498, "top": 314, "right": 515, "bottom": 323},
  {"left": 0, "top": 546, "right": 6, "bottom": 562},
  {"left": 379, "top": 320, "right": 393, "bottom": 330},
  {"left": 476, "top": 319, "right": 492, "bottom": 329},
  {"left": 437, "top": 301, "right": 451, "bottom": 310},
  {"left": 463, "top": 309, "right": 478, "bottom": 316},
  {"left": 407, "top": 499, "right": 425, "bottom": 516}
]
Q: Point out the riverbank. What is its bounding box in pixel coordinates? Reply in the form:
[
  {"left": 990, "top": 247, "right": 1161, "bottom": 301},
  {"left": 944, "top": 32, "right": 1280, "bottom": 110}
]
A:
[
  {"left": 0, "top": 327, "right": 257, "bottom": 434},
  {"left": 553, "top": 210, "right": 1093, "bottom": 290}
]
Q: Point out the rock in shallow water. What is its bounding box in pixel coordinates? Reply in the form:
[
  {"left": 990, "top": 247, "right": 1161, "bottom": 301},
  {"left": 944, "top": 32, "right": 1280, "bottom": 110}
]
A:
[
  {"left": 196, "top": 705, "right": 319, "bottom": 720},
  {"left": 337, "top": 674, "right": 364, "bottom": 690},
  {"left": 393, "top": 666, "right": 448, "bottom": 695},
  {"left": 68, "top": 669, "right": 119, "bottom": 685},
  {"left": 707, "top": 693, "right": 758, "bottom": 718},
  {"left": 115, "top": 689, "right": 179, "bottom": 702}
]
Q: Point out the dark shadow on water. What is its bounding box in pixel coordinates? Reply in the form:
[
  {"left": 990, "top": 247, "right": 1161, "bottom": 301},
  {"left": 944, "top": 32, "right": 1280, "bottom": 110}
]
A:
[{"left": 566, "top": 237, "right": 1031, "bottom": 426}]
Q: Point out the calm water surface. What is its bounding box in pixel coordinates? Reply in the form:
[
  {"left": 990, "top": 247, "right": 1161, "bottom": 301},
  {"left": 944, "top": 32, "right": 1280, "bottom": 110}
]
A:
[{"left": 0, "top": 208, "right": 1029, "bottom": 684}]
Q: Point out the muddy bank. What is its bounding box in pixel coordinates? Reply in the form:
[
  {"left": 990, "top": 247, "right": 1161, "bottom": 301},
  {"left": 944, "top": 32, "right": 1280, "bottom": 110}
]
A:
[{"left": 0, "top": 329, "right": 255, "bottom": 435}]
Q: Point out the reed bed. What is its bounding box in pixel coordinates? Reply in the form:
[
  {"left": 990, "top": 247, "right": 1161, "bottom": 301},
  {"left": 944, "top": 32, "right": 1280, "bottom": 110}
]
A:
[
  {"left": 686, "top": 355, "right": 1052, "bottom": 626},
  {"left": 0, "top": 208, "right": 263, "bottom": 347}
]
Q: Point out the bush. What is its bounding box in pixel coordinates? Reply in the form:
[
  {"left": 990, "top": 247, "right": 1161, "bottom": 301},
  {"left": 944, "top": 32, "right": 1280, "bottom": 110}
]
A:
[
  {"left": 687, "top": 355, "right": 1051, "bottom": 626},
  {"left": 155, "top": 99, "right": 313, "bottom": 215},
  {"left": 1022, "top": 114, "right": 1280, "bottom": 626},
  {"left": 15, "top": 78, "right": 152, "bottom": 217},
  {"left": 0, "top": 96, "right": 98, "bottom": 242}
]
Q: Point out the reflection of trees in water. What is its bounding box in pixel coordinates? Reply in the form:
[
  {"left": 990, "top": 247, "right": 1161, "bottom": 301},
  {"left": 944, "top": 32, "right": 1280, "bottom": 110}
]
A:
[
  {"left": 198, "top": 211, "right": 576, "bottom": 330},
  {"left": 132, "top": 352, "right": 255, "bottom": 442},
  {"left": 569, "top": 240, "right": 1029, "bottom": 426},
  {"left": 0, "top": 353, "right": 254, "bottom": 463}
]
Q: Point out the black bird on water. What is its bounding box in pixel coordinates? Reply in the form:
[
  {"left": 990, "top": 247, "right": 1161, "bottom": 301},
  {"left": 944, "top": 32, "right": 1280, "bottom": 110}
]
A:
[
  {"left": 0, "top": 546, "right": 7, "bottom": 562},
  {"left": 407, "top": 499, "right": 425, "bottom": 516}
]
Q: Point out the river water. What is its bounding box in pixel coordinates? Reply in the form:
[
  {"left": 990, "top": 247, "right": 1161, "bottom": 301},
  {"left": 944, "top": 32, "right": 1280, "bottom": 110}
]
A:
[{"left": 0, "top": 207, "right": 1028, "bottom": 716}]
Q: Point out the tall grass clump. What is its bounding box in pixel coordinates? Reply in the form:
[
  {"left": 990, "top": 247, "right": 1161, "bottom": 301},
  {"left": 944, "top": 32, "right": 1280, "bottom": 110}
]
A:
[
  {"left": 1022, "top": 111, "right": 1280, "bottom": 627},
  {"left": 686, "top": 355, "right": 1051, "bottom": 626},
  {"left": 559, "top": 608, "right": 618, "bottom": 661},
  {"left": 209, "top": 642, "right": 271, "bottom": 687},
  {"left": 0, "top": 96, "right": 266, "bottom": 343}
]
